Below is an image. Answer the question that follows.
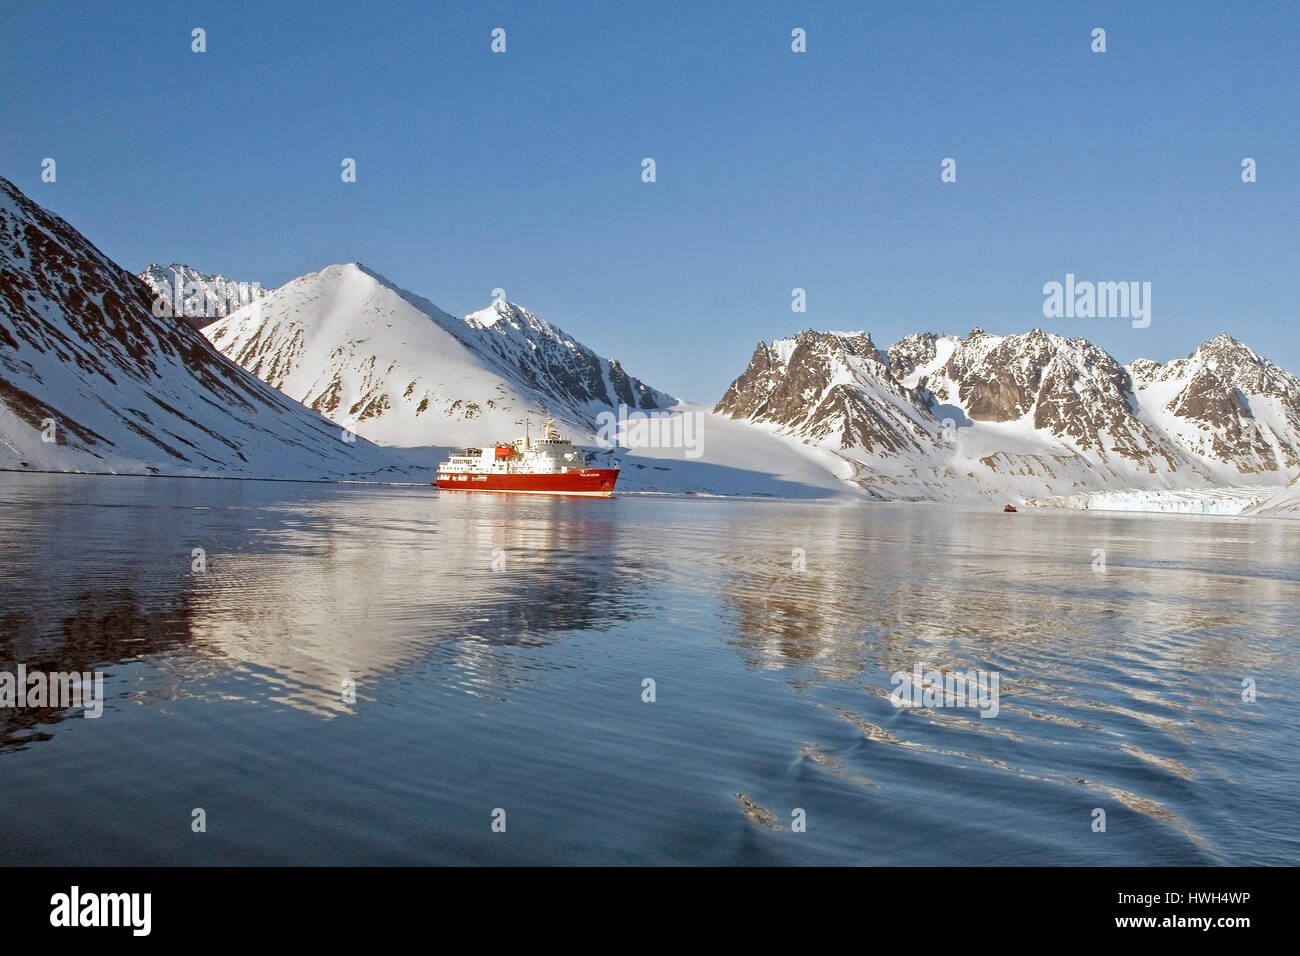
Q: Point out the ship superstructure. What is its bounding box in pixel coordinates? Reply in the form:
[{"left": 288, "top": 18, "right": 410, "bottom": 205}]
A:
[{"left": 434, "top": 418, "right": 619, "bottom": 496}]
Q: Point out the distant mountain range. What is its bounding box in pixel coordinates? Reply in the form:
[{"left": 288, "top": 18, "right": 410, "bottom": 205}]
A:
[
  {"left": 201, "top": 263, "right": 670, "bottom": 447},
  {"left": 1, "top": 175, "right": 1297, "bottom": 511},
  {"left": 716, "top": 328, "right": 1300, "bottom": 501}
]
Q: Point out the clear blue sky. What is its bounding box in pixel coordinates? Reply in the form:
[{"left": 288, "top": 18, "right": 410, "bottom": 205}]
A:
[{"left": 3, "top": 0, "right": 1297, "bottom": 401}]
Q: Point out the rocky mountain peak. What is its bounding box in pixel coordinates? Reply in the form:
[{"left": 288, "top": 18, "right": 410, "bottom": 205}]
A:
[
  {"left": 885, "top": 332, "right": 938, "bottom": 381},
  {"left": 715, "top": 329, "right": 938, "bottom": 455}
]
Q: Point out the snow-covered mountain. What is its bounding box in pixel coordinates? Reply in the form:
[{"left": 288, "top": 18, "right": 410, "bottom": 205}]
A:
[
  {"left": 1126, "top": 334, "right": 1300, "bottom": 474},
  {"left": 716, "top": 327, "right": 1300, "bottom": 502},
  {"left": 140, "top": 263, "right": 269, "bottom": 330},
  {"left": 203, "top": 263, "right": 672, "bottom": 447},
  {"left": 0, "top": 176, "right": 405, "bottom": 479},
  {"left": 717, "top": 331, "right": 937, "bottom": 457},
  {"left": 464, "top": 299, "right": 669, "bottom": 416}
]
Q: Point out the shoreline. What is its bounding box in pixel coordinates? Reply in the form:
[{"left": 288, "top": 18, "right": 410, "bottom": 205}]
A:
[{"left": 3, "top": 467, "right": 1297, "bottom": 517}]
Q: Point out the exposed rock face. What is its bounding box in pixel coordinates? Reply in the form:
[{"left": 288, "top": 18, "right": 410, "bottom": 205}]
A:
[
  {"left": 946, "top": 333, "right": 1050, "bottom": 423},
  {"left": 714, "top": 341, "right": 786, "bottom": 419},
  {"left": 885, "top": 332, "right": 938, "bottom": 382},
  {"left": 1166, "top": 368, "right": 1269, "bottom": 465},
  {"left": 1126, "top": 357, "right": 1164, "bottom": 387},
  {"left": 464, "top": 300, "right": 666, "bottom": 413},
  {"left": 935, "top": 331, "right": 1183, "bottom": 469},
  {"left": 716, "top": 330, "right": 935, "bottom": 454}
]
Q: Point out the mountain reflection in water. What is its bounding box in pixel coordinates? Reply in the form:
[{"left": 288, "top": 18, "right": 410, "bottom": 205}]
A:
[{"left": 0, "top": 474, "right": 1296, "bottom": 865}]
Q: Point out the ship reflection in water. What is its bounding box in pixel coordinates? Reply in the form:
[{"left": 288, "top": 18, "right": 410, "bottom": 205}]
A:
[{"left": 0, "top": 473, "right": 1297, "bottom": 865}]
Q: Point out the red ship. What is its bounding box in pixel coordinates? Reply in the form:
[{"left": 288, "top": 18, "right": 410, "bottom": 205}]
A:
[{"left": 434, "top": 418, "right": 619, "bottom": 497}]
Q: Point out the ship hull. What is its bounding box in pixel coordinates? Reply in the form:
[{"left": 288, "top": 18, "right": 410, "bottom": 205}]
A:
[{"left": 434, "top": 468, "right": 619, "bottom": 497}]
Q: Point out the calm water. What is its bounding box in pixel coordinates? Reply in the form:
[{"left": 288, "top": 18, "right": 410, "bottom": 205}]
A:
[{"left": 0, "top": 473, "right": 1297, "bottom": 865}]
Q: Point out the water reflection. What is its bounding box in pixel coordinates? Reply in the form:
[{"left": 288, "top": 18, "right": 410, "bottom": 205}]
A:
[
  {"left": 1, "top": 589, "right": 194, "bottom": 749},
  {"left": 0, "top": 475, "right": 651, "bottom": 731},
  {"left": 705, "top": 503, "right": 1298, "bottom": 860}
]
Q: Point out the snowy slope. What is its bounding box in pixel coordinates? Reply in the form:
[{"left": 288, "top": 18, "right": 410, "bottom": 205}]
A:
[
  {"left": 204, "top": 266, "right": 673, "bottom": 448},
  {"left": 602, "top": 403, "right": 866, "bottom": 498},
  {"left": 0, "top": 176, "right": 407, "bottom": 480},
  {"left": 1243, "top": 473, "right": 1300, "bottom": 517}
]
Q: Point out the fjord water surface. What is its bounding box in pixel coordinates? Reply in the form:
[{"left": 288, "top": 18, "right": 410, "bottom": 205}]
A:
[{"left": 0, "top": 473, "right": 1296, "bottom": 864}]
